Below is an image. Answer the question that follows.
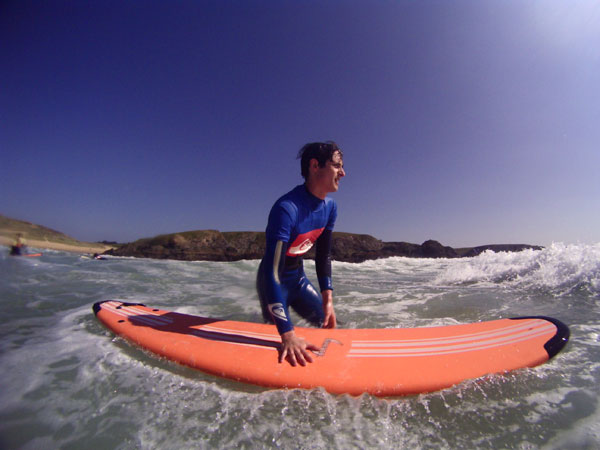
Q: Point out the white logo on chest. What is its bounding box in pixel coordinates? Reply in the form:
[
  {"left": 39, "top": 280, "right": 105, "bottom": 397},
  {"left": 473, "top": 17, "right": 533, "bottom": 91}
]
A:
[{"left": 288, "top": 239, "right": 314, "bottom": 255}]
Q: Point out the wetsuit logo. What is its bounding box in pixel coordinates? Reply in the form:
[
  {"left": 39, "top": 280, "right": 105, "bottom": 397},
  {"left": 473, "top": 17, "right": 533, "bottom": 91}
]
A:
[
  {"left": 287, "top": 228, "right": 325, "bottom": 256},
  {"left": 268, "top": 303, "right": 287, "bottom": 322},
  {"left": 288, "top": 239, "right": 314, "bottom": 255}
]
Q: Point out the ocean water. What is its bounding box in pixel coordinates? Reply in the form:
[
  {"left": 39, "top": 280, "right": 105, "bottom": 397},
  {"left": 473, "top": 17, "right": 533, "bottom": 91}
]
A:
[{"left": 0, "top": 243, "right": 599, "bottom": 449}]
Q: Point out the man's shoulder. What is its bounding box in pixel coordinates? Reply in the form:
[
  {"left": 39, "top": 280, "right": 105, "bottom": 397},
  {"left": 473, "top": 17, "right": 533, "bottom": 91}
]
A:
[
  {"left": 272, "top": 184, "right": 337, "bottom": 216},
  {"left": 323, "top": 195, "right": 337, "bottom": 208},
  {"left": 271, "top": 185, "right": 303, "bottom": 218},
  {"left": 273, "top": 185, "right": 305, "bottom": 208}
]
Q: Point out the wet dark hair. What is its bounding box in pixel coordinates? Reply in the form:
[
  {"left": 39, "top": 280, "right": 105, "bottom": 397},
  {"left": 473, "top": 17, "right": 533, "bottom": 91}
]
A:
[{"left": 297, "top": 141, "right": 343, "bottom": 179}]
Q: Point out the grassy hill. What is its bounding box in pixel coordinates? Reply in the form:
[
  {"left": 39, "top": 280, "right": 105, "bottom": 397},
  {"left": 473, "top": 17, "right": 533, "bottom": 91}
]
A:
[{"left": 0, "top": 215, "right": 112, "bottom": 252}]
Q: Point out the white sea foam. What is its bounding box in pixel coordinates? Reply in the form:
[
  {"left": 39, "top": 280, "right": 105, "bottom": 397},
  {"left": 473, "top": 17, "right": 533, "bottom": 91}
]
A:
[{"left": 434, "top": 243, "right": 600, "bottom": 296}]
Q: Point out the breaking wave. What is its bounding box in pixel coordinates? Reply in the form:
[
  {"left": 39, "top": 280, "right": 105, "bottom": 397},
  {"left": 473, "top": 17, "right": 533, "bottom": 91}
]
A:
[{"left": 435, "top": 242, "right": 600, "bottom": 296}]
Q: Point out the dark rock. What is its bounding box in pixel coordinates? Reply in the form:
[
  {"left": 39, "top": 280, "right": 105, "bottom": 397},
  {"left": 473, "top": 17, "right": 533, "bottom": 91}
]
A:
[
  {"left": 329, "top": 233, "right": 384, "bottom": 263},
  {"left": 460, "top": 244, "right": 543, "bottom": 258},
  {"left": 106, "top": 230, "right": 265, "bottom": 261},
  {"left": 420, "top": 240, "right": 459, "bottom": 258},
  {"left": 380, "top": 241, "right": 422, "bottom": 258}
]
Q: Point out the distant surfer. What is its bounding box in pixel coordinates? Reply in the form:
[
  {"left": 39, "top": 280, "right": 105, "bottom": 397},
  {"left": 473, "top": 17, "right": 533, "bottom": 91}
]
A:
[
  {"left": 257, "top": 141, "right": 345, "bottom": 366},
  {"left": 9, "top": 233, "right": 26, "bottom": 256}
]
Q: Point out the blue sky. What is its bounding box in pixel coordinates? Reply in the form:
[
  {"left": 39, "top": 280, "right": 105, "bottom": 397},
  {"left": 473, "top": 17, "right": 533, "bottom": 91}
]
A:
[{"left": 2, "top": 0, "right": 599, "bottom": 247}]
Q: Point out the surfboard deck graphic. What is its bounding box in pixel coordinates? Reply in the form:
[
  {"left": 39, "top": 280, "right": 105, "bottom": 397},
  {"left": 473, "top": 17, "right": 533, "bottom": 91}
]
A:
[{"left": 93, "top": 300, "right": 569, "bottom": 396}]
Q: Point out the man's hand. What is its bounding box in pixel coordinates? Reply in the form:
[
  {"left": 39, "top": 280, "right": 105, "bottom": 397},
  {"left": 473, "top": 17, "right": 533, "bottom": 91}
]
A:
[
  {"left": 280, "top": 330, "right": 319, "bottom": 366},
  {"left": 321, "top": 289, "right": 337, "bottom": 329}
]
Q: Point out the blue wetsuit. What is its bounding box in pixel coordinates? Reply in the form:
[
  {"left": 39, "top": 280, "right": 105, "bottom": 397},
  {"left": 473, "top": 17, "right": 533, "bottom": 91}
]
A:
[{"left": 257, "top": 184, "right": 337, "bottom": 335}]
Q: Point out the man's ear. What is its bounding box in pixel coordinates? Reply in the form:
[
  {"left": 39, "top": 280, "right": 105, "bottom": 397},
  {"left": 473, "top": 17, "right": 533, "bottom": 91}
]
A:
[{"left": 309, "top": 158, "right": 319, "bottom": 171}]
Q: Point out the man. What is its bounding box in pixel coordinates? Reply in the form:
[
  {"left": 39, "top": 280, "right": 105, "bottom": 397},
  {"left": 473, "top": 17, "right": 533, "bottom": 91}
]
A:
[
  {"left": 257, "top": 141, "right": 345, "bottom": 367},
  {"left": 10, "top": 233, "right": 26, "bottom": 256}
]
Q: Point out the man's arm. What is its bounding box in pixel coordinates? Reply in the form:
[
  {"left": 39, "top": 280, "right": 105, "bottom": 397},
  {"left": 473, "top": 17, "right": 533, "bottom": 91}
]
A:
[
  {"left": 264, "top": 238, "right": 319, "bottom": 366},
  {"left": 321, "top": 289, "right": 336, "bottom": 329},
  {"left": 315, "top": 229, "right": 333, "bottom": 291},
  {"left": 262, "top": 240, "right": 294, "bottom": 334},
  {"left": 315, "top": 229, "right": 336, "bottom": 328}
]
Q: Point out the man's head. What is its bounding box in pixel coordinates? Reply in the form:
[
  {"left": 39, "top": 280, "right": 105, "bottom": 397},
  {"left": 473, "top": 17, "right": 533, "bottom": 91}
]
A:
[
  {"left": 297, "top": 141, "right": 343, "bottom": 180},
  {"left": 297, "top": 141, "right": 345, "bottom": 198}
]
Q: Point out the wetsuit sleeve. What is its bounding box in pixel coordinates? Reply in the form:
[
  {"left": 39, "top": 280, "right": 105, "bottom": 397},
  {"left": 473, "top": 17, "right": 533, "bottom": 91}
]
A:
[
  {"left": 315, "top": 201, "right": 337, "bottom": 291},
  {"left": 262, "top": 202, "right": 297, "bottom": 335},
  {"left": 262, "top": 239, "right": 294, "bottom": 334},
  {"left": 315, "top": 229, "right": 333, "bottom": 291}
]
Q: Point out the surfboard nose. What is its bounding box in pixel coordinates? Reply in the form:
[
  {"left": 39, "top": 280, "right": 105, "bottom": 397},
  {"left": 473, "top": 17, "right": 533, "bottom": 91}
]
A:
[{"left": 510, "top": 316, "right": 570, "bottom": 359}]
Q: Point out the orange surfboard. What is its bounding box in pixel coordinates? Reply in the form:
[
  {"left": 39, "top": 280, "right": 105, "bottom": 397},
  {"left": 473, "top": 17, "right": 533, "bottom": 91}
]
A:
[{"left": 93, "top": 300, "right": 569, "bottom": 396}]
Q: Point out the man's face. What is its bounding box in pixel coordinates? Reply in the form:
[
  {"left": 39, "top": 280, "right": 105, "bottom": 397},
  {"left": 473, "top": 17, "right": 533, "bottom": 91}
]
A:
[{"left": 314, "top": 150, "right": 345, "bottom": 193}]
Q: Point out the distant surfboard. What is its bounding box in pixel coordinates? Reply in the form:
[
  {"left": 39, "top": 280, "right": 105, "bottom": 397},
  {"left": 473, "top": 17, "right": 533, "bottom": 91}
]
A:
[
  {"left": 9, "top": 247, "right": 42, "bottom": 257},
  {"left": 81, "top": 255, "right": 107, "bottom": 260},
  {"left": 93, "top": 300, "right": 569, "bottom": 396}
]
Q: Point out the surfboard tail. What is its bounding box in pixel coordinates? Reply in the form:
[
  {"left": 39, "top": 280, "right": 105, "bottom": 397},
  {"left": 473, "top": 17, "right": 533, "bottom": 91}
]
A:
[{"left": 93, "top": 300, "right": 147, "bottom": 316}]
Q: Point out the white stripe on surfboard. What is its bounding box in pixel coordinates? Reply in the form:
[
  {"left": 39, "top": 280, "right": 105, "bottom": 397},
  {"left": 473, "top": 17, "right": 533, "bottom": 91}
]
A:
[
  {"left": 192, "top": 325, "right": 281, "bottom": 351},
  {"left": 351, "top": 319, "right": 552, "bottom": 348},
  {"left": 190, "top": 329, "right": 279, "bottom": 352},
  {"left": 347, "top": 330, "right": 553, "bottom": 358},
  {"left": 199, "top": 325, "right": 280, "bottom": 341},
  {"left": 106, "top": 300, "right": 546, "bottom": 343},
  {"left": 104, "top": 301, "right": 173, "bottom": 324},
  {"left": 125, "top": 306, "right": 173, "bottom": 324},
  {"left": 103, "top": 302, "right": 279, "bottom": 350},
  {"left": 350, "top": 322, "right": 554, "bottom": 353},
  {"left": 118, "top": 304, "right": 173, "bottom": 324},
  {"left": 200, "top": 319, "right": 552, "bottom": 349},
  {"left": 104, "top": 308, "right": 165, "bottom": 328},
  {"left": 348, "top": 325, "right": 555, "bottom": 357},
  {"left": 102, "top": 302, "right": 555, "bottom": 358},
  {"left": 103, "top": 302, "right": 172, "bottom": 327}
]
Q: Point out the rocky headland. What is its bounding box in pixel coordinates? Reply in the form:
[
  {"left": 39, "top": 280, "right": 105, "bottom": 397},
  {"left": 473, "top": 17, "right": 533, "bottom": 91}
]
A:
[
  {"left": 104, "top": 230, "right": 542, "bottom": 263},
  {"left": 1, "top": 215, "right": 542, "bottom": 262}
]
